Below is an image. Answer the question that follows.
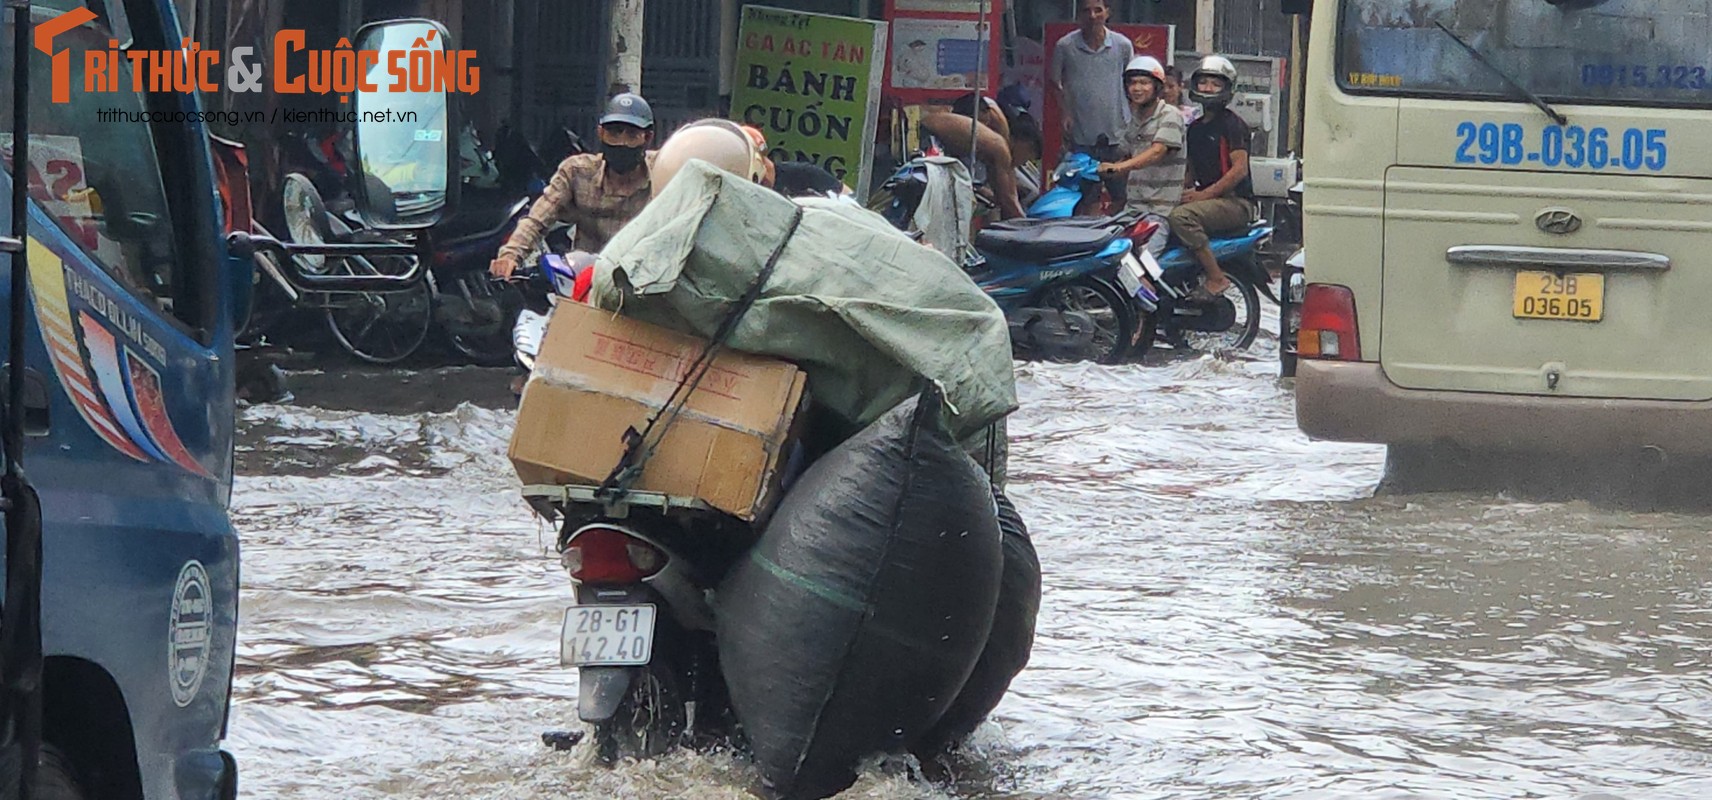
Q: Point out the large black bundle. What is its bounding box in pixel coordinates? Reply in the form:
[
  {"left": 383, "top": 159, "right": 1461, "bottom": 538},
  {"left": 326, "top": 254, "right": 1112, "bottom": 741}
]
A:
[
  {"left": 915, "top": 487, "right": 1041, "bottom": 757},
  {"left": 717, "top": 389, "right": 1003, "bottom": 800}
]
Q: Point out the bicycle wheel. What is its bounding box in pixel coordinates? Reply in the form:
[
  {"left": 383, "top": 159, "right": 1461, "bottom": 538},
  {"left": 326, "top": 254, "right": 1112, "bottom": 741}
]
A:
[{"left": 322, "top": 235, "right": 432, "bottom": 365}]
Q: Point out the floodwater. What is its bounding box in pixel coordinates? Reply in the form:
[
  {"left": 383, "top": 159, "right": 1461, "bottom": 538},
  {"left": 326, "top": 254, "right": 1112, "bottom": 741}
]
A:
[{"left": 227, "top": 323, "right": 1712, "bottom": 799}]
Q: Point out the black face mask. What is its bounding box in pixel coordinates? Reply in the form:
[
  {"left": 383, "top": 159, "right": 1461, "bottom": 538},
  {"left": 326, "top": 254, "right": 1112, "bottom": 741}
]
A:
[{"left": 602, "top": 142, "right": 645, "bottom": 174}]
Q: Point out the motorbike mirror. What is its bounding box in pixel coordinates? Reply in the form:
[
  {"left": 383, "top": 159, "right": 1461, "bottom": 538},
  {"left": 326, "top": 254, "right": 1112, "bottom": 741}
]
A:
[{"left": 349, "top": 18, "right": 462, "bottom": 231}]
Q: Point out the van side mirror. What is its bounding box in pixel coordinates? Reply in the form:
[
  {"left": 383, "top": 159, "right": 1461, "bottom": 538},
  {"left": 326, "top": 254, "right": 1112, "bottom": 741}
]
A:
[{"left": 350, "top": 18, "right": 461, "bottom": 230}]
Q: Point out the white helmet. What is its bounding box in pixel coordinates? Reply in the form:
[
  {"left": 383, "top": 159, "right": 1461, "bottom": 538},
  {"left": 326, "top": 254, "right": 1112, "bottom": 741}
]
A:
[
  {"left": 650, "top": 118, "right": 768, "bottom": 198},
  {"left": 1123, "top": 55, "right": 1167, "bottom": 87},
  {"left": 1189, "top": 55, "right": 1239, "bottom": 109}
]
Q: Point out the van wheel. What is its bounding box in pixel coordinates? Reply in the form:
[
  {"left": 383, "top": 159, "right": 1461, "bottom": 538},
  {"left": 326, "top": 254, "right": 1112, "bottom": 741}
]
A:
[
  {"left": 35, "top": 745, "right": 91, "bottom": 800},
  {"left": 1378, "top": 443, "right": 1482, "bottom": 495}
]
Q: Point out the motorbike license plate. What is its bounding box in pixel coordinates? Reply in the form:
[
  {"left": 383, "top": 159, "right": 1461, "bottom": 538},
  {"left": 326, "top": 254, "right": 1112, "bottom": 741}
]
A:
[
  {"left": 1512, "top": 271, "right": 1604, "bottom": 323},
  {"left": 1118, "top": 253, "right": 1144, "bottom": 295},
  {"left": 560, "top": 605, "right": 657, "bottom": 667}
]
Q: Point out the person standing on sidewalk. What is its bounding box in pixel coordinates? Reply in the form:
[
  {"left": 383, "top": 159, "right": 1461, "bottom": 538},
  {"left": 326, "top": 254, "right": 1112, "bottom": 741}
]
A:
[{"left": 1049, "top": 0, "right": 1133, "bottom": 214}]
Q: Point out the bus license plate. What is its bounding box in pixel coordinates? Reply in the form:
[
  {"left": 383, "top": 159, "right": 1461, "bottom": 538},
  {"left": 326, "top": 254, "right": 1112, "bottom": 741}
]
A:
[
  {"left": 560, "top": 605, "right": 656, "bottom": 667},
  {"left": 1512, "top": 271, "right": 1604, "bottom": 323}
]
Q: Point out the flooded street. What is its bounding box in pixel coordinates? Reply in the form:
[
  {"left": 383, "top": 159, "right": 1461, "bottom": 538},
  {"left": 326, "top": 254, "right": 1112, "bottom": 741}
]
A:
[{"left": 226, "top": 332, "right": 1712, "bottom": 799}]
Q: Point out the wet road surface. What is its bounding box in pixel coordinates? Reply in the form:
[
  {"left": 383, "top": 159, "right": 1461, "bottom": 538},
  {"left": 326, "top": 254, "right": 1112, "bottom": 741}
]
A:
[{"left": 227, "top": 332, "right": 1712, "bottom": 799}]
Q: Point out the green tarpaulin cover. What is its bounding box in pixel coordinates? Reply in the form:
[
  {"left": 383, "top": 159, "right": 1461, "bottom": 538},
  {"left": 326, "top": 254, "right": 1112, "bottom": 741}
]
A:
[{"left": 591, "top": 160, "right": 1017, "bottom": 441}]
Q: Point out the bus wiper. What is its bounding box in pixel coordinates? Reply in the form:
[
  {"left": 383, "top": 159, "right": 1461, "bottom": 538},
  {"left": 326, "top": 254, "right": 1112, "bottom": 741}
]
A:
[{"left": 1433, "top": 21, "right": 1569, "bottom": 127}]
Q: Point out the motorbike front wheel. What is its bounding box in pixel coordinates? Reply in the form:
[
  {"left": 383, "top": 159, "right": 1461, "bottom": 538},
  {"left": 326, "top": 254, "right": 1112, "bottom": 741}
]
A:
[
  {"left": 592, "top": 661, "right": 689, "bottom": 763},
  {"left": 442, "top": 274, "right": 526, "bottom": 366},
  {"left": 1038, "top": 277, "right": 1135, "bottom": 365}
]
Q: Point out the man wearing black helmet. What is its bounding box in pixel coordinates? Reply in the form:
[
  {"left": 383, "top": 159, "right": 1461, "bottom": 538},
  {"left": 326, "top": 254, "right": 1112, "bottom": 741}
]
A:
[
  {"left": 1168, "top": 56, "right": 1252, "bottom": 296},
  {"left": 491, "top": 92, "right": 658, "bottom": 278}
]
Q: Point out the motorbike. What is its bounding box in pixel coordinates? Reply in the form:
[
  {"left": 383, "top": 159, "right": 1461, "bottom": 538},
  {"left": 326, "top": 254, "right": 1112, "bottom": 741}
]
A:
[
  {"left": 875, "top": 156, "right": 1145, "bottom": 364},
  {"left": 510, "top": 254, "right": 745, "bottom": 762},
  {"left": 1025, "top": 151, "right": 1103, "bottom": 219},
  {"left": 510, "top": 251, "right": 586, "bottom": 372},
  {"left": 1125, "top": 217, "right": 1273, "bottom": 357},
  {"left": 1028, "top": 151, "right": 1278, "bottom": 357}
]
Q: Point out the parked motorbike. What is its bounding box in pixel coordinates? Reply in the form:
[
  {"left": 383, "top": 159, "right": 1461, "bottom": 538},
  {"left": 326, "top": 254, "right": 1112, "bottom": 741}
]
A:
[
  {"left": 876, "top": 156, "right": 1143, "bottom": 364},
  {"left": 1025, "top": 151, "right": 1103, "bottom": 219},
  {"left": 1029, "top": 151, "right": 1279, "bottom": 356}
]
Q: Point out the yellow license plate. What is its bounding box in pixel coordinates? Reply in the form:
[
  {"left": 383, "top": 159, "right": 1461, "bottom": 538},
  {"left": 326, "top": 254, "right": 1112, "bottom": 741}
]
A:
[{"left": 1512, "top": 271, "right": 1604, "bottom": 322}]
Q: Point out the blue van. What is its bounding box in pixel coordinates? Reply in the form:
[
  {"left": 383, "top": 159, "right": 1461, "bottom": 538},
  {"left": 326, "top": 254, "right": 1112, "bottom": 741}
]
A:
[{"left": 0, "top": 4, "right": 459, "bottom": 796}]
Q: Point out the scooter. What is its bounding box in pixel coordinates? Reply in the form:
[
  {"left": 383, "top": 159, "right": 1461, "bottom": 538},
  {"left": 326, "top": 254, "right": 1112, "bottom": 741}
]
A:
[
  {"left": 510, "top": 251, "right": 588, "bottom": 372},
  {"left": 877, "top": 156, "right": 1146, "bottom": 364},
  {"left": 510, "top": 254, "right": 744, "bottom": 763}
]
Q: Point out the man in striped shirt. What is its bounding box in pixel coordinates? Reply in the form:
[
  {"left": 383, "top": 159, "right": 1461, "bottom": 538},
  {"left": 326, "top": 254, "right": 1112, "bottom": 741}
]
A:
[{"left": 1099, "top": 56, "right": 1186, "bottom": 256}]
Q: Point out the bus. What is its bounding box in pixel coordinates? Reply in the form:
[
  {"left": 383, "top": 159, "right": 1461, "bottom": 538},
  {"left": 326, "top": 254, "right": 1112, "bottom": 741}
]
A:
[{"left": 1293, "top": 0, "right": 1712, "bottom": 482}]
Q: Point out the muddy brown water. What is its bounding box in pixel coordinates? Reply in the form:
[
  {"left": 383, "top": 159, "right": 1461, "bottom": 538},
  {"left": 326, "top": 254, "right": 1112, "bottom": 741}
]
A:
[{"left": 228, "top": 335, "right": 1712, "bottom": 799}]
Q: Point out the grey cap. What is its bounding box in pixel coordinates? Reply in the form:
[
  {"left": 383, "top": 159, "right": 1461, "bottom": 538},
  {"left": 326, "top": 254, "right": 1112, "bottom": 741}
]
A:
[{"left": 599, "top": 93, "right": 654, "bottom": 129}]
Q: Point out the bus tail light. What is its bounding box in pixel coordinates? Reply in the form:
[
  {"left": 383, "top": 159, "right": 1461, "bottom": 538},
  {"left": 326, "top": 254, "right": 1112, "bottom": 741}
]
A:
[{"left": 1297, "top": 284, "right": 1361, "bottom": 361}]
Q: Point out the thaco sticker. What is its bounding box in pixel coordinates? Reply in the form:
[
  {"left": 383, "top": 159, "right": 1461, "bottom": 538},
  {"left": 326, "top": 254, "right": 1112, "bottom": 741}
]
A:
[{"left": 170, "top": 561, "right": 212, "bottom": 707}]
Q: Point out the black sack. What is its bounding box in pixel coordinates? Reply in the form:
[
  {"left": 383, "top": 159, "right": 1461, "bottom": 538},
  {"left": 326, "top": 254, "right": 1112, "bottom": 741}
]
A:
[
  {"left": 914, "top": 486, "right": 1041, "bottom": 757},
  {"left": 717, "top": 388, "right": 1004, "bottom": 800}
]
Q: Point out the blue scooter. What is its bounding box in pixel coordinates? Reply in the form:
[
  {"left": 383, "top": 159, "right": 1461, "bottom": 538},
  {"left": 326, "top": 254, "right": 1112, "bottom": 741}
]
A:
[
  {"left": 1028, "top": 152, "right": 1277, "bottom": 356},
  {"left": 876, "top": 157, "right": 1149, "bottom": 364}
]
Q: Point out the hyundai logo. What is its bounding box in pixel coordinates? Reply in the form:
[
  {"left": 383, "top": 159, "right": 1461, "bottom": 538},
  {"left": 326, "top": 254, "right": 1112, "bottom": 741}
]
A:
[{"left": 1536, "top": 208, "right": 1583, "bottom": 235}]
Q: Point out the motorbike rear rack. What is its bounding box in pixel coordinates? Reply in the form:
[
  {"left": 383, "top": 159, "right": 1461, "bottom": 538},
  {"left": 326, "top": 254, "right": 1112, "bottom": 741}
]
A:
[{"left": 520, "top": 483, "right": 716, "bottom": 520}]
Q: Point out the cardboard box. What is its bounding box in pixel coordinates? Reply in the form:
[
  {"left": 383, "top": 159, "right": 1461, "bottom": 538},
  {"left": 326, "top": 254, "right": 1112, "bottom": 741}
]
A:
[{"left": 509, "top": 300, "right": 807, "bottom": 522}]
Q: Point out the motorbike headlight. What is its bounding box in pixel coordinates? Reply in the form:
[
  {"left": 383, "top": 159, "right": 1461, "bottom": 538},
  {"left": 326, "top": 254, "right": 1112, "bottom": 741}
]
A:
[{"left": 512, "top": 309, "right": 549, "bottom": 368}]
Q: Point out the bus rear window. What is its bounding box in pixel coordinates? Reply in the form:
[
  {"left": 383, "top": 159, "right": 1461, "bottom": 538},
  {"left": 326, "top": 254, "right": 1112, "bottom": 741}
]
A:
[{"left": 1339, "top": 0, "right": 1712, "bottom": 107}]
